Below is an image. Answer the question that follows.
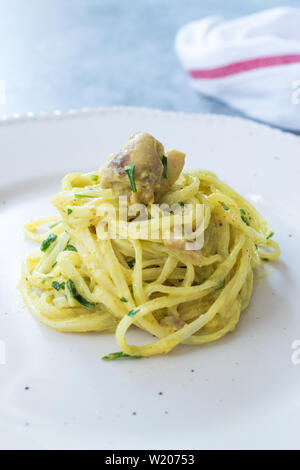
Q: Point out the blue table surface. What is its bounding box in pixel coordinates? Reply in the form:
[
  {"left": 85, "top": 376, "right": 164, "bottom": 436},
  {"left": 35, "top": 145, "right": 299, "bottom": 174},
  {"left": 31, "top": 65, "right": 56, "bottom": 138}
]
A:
[{"left": 1, "top": 0, "right": 299, "bottom": 132}]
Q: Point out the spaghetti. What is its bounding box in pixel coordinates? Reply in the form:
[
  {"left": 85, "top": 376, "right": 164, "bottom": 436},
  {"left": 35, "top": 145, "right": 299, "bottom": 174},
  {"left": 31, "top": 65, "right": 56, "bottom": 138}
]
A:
[{"left": 20, "top": 133, "right": 280, "bottom": 358}]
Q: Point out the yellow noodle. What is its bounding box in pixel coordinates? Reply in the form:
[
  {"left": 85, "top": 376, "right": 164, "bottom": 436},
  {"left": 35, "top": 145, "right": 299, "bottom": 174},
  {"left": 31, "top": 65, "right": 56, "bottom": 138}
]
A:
[{"left": 20, "top": 160, "right": 280, "bottom": 357}]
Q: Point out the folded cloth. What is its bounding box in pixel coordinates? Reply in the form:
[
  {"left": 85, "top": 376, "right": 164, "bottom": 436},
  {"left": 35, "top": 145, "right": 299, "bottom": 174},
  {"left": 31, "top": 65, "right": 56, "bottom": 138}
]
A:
[{"left": 175, "top": 7, "right": 300, "bottom": 131}]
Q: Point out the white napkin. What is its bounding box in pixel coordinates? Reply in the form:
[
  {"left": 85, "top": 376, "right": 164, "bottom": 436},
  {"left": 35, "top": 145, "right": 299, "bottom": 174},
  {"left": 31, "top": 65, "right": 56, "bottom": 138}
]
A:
[{"left": 175, "top": 7, "right": 300, "bottom": 131}]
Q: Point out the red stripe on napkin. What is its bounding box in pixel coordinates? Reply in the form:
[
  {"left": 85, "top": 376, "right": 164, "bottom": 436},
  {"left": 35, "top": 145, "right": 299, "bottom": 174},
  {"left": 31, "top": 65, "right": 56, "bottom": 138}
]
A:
[{"left": 189, "top": 54, "right": 300, "bottom": 79}]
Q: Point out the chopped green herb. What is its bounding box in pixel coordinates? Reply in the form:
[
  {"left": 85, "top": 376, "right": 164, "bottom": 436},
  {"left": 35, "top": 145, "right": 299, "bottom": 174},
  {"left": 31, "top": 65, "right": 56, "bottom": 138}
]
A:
[
  {"left": 125, "top": 165, "right": 137, "bottom": 192},
  {"left": 52, "top": 281, "right": 65, "bottom": 291},
  {"left": 67, "top": 209, "right": 73, "bottom": 215},
  {"left": 127, "top": 260, "right": 135, "bottom": 269},
  {"left": 179, "top": 202, "right": 185, "bottom": 208},
  {"left": 75, "top": 194, "right": 99, "bottom": 199},
  {"left": 240, "top": 210, "right": 250, "bottom": 226},
  {"left": 91, "top": 174, "right": 99, "bottom": 181},
  {"left": 49, "top": 221, "right": 62, "bottom": 229},
  {"left": 222, "top": 205, "right": 229, "bottom": 211},
  {"left": 214, "top": 280, "right": 225, "bottom": 291},
  {"left": 40, "top": 234, "right": 57, "bottom": 252},
  {"left": 263, "top": 258, "right": 269, "bottom": 262},
  {"left": 64, "top": 244, "right": 78, "bottom": 252},
  {"left": 128, "top": 309, "right": 139, "bottom": 318},
  {"left": 120, "top": 297, "right": 128, "bottom": 303},
  {"left": 66, "top": 279, "right": 95, "bottom": 309},
  {"left": 102, "top": 352, "right": 141, "bottom": 361},
  {"left": 267, "top": 232, "right": 275, "bottom": 239},
  {"left": 241, "top": 215, "right": 250, "bottom": 226},
  {"left": 51, "top": 261, "right": 57, "bottom": 269},
  {"left": 161, "top": 155, "right": 168, "bottom": 179}
]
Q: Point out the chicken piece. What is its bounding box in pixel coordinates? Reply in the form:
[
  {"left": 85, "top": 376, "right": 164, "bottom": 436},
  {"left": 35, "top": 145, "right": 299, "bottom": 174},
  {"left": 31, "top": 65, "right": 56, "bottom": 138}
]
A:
[
  {"left": 99, "top": 133, "right": 185, "bottom": 204},
  {"left": 161, "top": 315, "right": 185, "bottom": 330},
  {"left": 155, "top": 149, "right": 185, "bottom": 200},
  {"left": 163, "top": 238, "right": 203, "bottom": 265},
  {"left": 100, "top": 133, "right": 164, "bottom": 204}
]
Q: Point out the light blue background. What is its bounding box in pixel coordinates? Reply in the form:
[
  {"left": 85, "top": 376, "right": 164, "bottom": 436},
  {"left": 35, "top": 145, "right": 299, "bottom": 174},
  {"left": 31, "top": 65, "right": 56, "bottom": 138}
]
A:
[{"left": 1, "top": 0, "right": 299, "bottom": 128}]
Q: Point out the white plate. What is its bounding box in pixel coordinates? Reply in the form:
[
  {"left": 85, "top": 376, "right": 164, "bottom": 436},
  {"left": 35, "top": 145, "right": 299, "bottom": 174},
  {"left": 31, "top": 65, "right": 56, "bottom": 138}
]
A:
[{"left": 0, "top": 107, "right": 300, "bottom": 450}]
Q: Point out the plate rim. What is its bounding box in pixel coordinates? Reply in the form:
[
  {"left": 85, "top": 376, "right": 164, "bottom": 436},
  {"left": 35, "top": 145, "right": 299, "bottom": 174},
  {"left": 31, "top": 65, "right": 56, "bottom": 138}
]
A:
[{"left": 0, "top": 105, "right": 299, "bottom": 145}]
